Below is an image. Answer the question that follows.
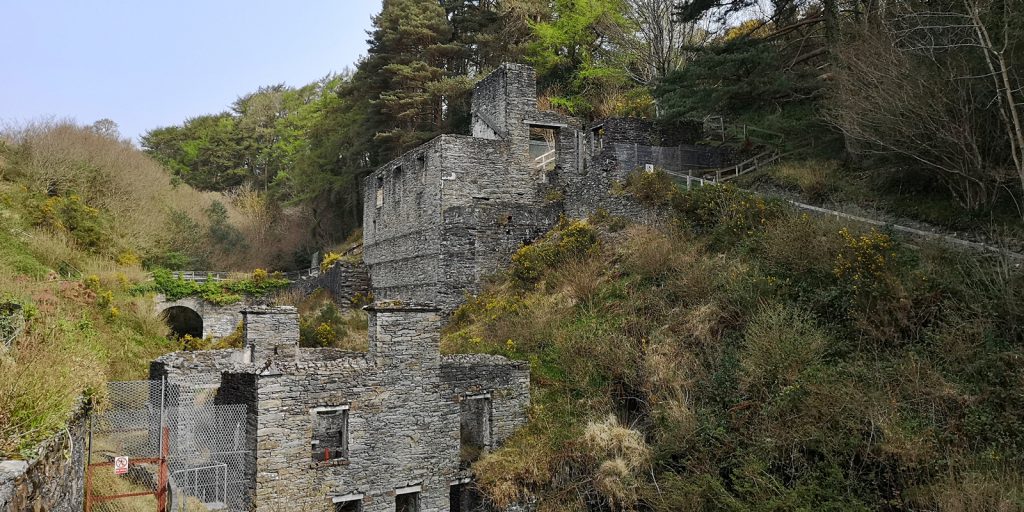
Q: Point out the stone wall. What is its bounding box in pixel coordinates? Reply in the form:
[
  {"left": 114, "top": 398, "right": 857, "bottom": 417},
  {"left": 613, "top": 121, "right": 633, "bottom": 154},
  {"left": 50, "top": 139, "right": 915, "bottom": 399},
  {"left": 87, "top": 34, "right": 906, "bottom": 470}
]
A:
[
  {"left": 155, "top": 296, "right": 243, "bottom": 339},
  {"left": 438, "top": 201, "right": 562, "bottom": 312},
  {"left": 248, "top": 305, "right": 456, "bottom": 512},
  {"left": 287, "top": 260, "right": 370, "bottom": 310},
  {"left": 0, "top": 406, "right": 87, "bottom": 512},
  {"left": 363, "top": 138, "right": 446, "bottom": 305},
  {"left": 440, "top": 354, "right": 531, "bottom": 450}
]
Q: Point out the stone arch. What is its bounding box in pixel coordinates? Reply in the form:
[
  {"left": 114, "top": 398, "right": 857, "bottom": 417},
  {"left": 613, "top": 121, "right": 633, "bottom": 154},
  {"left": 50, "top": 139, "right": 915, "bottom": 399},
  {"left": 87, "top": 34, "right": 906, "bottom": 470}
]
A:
[{"left": 161, "top": 305, "right": 203, "bottom": 339}]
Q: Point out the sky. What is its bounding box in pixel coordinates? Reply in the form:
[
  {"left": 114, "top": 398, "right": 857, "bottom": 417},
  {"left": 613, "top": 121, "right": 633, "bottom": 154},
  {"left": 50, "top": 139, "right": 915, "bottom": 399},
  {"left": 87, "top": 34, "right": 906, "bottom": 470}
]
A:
[{"left": 0, "top": 0, "right": 380, "bottom": 144}]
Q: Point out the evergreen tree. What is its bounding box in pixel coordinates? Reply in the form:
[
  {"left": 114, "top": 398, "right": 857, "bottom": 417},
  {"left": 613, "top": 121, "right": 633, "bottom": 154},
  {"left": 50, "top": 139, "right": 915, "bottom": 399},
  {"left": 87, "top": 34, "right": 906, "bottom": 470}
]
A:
[{"left": 355, "top": 0, "right": 460, "bottom": 156}]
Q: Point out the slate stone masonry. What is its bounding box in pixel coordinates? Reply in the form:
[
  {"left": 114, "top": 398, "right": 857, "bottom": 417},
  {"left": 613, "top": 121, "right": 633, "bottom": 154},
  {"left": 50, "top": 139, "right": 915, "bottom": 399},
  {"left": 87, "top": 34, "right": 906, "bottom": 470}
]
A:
[
  {"left": 363, "top": 63, "right": 722, "bottom": 314},
  {"left": 152, "top": 304, "right": 530, "bottom": 511},
  {"left": 0, "top": 404, "right": 87, "bottom": 512}
]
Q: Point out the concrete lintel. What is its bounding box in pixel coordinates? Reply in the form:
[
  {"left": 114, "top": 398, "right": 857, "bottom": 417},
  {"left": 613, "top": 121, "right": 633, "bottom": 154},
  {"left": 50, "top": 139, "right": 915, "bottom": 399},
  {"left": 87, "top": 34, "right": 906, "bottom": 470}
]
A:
[
  {"left": 523, "top": 120, "right": 568, "bottom": 128},
  {"left": 332, "top": 492, "right": 364, "bottom": 503},
  {"left": 310, "top": 404, "right": 349, "bottom": 415},
  {"left": 395, "top": 483, "right": 422, "bottom": 495}
]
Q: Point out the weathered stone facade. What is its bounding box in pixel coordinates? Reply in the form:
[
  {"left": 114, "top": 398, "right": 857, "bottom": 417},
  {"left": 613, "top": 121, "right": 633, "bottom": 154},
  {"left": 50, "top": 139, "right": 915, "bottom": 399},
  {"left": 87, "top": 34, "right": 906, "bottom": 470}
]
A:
[
  {"left": 364, "top": 63, "right": 722, "bottom": 313},
  {"left": 0, "top": 405, "right": 87, "bottom": 511},
  {"left": 151, "top": 304, "right": 529, "bottom": 511},
  {"left": 155, "top": 295, "right": 244, "bottom": 340},
  {"left": 286, "top": 260, "right": 371, "bottom": 310}
]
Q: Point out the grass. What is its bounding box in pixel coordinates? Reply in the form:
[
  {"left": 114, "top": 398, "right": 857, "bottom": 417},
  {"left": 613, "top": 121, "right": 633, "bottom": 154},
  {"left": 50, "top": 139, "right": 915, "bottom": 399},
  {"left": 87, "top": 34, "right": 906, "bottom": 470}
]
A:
[{"left": 446, "top": 184, "right": 1024, "bottom": 511}]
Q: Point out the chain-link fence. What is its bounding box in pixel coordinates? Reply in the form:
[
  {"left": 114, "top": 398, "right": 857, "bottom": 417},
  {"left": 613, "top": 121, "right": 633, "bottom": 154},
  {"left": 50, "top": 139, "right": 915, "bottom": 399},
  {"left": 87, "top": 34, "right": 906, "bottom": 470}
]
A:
[
  {"left": 87, "top": 378, "right": 252, "bottom": 512},
  {"left": 611, "top": 142, "right": 731, "bottom": 173}
]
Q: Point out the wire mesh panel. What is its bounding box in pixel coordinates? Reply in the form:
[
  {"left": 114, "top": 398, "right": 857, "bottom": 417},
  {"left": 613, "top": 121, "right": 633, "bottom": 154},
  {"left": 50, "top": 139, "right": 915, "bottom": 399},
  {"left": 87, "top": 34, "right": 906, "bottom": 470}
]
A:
[{"left": 89, "top": 379, "right": 252, "bottom": 512}]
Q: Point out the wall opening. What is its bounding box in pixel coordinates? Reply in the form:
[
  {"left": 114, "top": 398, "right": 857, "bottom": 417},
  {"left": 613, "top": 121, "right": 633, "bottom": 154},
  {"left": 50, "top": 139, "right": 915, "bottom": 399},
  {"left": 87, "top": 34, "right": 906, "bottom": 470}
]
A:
[
  {"left": 528, "top": 125, "right": 558, "bottom": 172},
  {"left": 591, "top": 125, "right": 605, "bottom": 154},
  {"left": 162, "top": 306, "right": 203, "bottom": 339},
  {"left": 395, "top": 490, "right": 420, "bottom": 512},
  {"left": 450, "top": 483, "right": 483, "bottom": 512},
  {"left": 311, "top": 406, "right": 349, "bottom": 462},
  {"left": 460, "top": 395, "right": 492, "bottom": 464},
  {"left": 334, "top": 498, "right": 362, "bottom": 512},
  {"left": 376, "top": 176, "right": 385, "bottom": 208}
]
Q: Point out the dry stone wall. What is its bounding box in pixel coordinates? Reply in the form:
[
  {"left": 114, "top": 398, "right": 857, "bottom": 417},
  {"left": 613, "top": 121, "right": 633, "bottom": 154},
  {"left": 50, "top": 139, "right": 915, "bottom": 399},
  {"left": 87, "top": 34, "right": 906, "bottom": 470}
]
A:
[
  {"left": 286, "top": 260, "right": 370, "bottom": 310},
  {"left": 0, "top": 405, "right": 87, "bottom": 512}
]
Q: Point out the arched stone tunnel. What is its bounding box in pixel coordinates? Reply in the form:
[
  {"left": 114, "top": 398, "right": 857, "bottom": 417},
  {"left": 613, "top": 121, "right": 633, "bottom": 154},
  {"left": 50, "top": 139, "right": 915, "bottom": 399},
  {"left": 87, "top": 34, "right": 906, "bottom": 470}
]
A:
[
  {"left": 161, "top": 305, "right": 203, "bottom": 339},
  {"left": 155, "top": 297, "right": 243, "bottom": 340}
]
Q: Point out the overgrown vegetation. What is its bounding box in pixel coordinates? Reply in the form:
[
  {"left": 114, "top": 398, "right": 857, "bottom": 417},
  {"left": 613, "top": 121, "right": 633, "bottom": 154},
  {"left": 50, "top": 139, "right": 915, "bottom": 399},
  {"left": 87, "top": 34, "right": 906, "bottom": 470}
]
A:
[
  {"left": 0, "top": 207, "right": 174, "bottom": 458},
  {"left": 445, "top": 186, "right": 1024, "bottom": 510},
  {"left": 132, "top": 268, "right": 291, "bottom": 305},
  {"left": 277, "top": 289, "right": 368, "bottom": 351},
  {"left": 0, "top": 121, "right": 317, "bottom": 270}
]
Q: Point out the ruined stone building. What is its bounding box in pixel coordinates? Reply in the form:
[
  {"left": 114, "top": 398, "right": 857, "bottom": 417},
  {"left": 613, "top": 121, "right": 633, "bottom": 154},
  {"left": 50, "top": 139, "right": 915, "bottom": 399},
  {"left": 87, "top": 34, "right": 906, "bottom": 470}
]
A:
[
  {"left": 363, "top": 63, "right": 723, "bottom": 313},
  {"left": 151, "top": 304, "right": 529, "bottom": 512}
]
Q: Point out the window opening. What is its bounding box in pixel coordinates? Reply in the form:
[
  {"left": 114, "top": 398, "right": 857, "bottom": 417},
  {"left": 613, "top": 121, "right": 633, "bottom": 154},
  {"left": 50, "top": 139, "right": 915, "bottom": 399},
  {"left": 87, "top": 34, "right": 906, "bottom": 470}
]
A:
[
  {"left": 395, "top": 490, "right": 420, "bottom": 512},
  {"left": 375, "top": 176, "right": 384, "bottom": 208},
  {"left": 334, "top": 498, "right": 362, "bottom": 512},
  {"left": 528, "top": 126, "right": 558, "bottom": 172},
  {"left": 311, "top": 406, "right": 349, "bottom": 462},
  {"left": 450, "top": 482, "right": 484, "bottom": 512},
  {"left": 460, "top": 395, "right": 492, "bottom": 464},
  {"left": 592, "top": 126, "right": 605, "bottom": 153}
]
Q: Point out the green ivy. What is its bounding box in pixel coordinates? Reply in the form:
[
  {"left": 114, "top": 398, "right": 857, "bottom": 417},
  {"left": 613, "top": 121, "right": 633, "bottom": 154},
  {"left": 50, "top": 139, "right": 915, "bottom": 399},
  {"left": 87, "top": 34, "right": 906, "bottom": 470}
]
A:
[{"left": 133, "top": 269, "right": 290, "bottom": 305}]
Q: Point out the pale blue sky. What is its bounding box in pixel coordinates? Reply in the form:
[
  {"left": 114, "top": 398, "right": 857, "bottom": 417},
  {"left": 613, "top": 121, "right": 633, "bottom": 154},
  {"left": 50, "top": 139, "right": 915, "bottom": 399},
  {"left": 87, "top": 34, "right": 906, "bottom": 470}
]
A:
[{"left": 0, "top": 0, "right": 380, "bottom": 143}]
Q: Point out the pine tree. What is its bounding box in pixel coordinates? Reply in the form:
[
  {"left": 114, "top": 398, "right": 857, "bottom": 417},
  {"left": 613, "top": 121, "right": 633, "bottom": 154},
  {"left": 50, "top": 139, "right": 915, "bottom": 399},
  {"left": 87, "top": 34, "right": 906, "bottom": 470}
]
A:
[{"left": 356, "top": 0, "right": 460, "bottom": 156}]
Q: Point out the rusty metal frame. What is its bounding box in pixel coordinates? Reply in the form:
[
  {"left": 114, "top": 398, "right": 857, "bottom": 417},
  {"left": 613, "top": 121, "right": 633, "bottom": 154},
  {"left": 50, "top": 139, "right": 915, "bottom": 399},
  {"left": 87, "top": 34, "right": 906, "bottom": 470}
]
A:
[{"left": 85, "top": 427, "right": 169, "bottom": 512}]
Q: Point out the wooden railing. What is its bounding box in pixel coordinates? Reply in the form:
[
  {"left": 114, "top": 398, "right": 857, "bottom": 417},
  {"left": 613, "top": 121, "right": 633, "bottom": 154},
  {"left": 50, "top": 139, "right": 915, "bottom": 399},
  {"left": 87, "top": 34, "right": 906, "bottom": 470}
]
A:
[{"left": 534, "top": 149, "right": 557, "bottom": 171}]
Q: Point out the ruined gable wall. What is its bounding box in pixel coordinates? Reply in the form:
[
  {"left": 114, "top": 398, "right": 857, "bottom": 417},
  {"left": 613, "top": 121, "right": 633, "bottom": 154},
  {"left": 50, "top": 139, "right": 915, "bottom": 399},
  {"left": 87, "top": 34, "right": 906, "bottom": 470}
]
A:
[
  {"left": 441, "top": 354, "right": 531, "bottom": 449},
  {"left": 252, "top": 308, "right": 461, "bottom": 512},
  {"left": 363, "top": 139, "right": 445, "bottom": 303}
]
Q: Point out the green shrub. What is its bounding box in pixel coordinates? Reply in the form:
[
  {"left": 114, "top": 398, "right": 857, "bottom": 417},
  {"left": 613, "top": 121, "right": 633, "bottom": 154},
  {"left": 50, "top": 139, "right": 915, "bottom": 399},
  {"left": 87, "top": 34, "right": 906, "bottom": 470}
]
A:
[
  {"left": 508, "top": 219, "right": 598, "bottom": 287},
  {"left": 135, "top": 268, "right": 289, "bottom": 305},
  {"left": 34, "top": 194, "right": 111, "bottom": 252},
  {"left": 621, "top": 168, "right": 677, "bottom": 206},
  {"left": 671, "top": 185, "right": 784, "bottom": 245}
]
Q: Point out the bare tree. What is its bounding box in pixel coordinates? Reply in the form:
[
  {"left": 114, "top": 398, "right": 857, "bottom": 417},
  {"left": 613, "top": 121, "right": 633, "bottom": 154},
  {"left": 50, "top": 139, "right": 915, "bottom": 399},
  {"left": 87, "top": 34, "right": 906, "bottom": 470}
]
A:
[
  {"left": 829, "top": 0, "right": 1023, "bottom": 211},
  {"left": 615, "top": 0, "right": 712, "bottom": 86}
]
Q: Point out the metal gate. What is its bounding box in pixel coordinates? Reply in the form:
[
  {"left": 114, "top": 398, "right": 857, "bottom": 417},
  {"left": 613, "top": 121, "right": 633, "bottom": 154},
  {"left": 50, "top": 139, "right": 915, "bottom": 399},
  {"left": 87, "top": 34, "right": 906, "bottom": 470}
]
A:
[{"left": 86, "top": 378, "right": 252, "bottom": 512}]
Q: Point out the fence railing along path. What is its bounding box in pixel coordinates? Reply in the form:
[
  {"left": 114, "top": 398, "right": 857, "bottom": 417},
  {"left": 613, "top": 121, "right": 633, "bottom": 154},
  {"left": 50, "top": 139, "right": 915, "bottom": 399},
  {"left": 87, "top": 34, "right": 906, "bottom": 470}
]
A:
[
  {"left": 663, "top": 168, "right": 1024, "bottom": 261},
  {"left": 168, "top": 267, "right": 320, "bottom": 284}
]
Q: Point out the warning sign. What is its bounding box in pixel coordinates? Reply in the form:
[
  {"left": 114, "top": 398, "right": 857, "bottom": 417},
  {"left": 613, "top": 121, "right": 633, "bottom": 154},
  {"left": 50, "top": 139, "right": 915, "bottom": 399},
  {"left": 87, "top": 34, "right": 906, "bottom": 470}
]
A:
[{"left": 113, "top": 456, "right": 129, "bottom": 475}]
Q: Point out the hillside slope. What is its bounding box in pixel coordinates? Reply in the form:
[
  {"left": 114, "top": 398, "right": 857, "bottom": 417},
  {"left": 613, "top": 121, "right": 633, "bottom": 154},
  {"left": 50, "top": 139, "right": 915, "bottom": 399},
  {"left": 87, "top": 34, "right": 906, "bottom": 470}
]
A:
[
  {"left": 0, "top": 122, "right": 310, "bottom": 458},
  {"left": 444, "top": 178, "right": 1024, "bottom": 511}
]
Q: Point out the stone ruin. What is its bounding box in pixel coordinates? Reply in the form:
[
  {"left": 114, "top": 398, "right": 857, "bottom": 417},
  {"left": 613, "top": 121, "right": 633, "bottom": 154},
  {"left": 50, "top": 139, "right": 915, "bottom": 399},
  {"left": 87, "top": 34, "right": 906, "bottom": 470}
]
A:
[
  {"left": 144, "top": 63, "right": 726, "bottom": 511},
  {"left": 363, "top": 63, "right": 724, "bottom": 313},
  {"left": 151, "top": 304, "right": 529, "bottom": 511}
]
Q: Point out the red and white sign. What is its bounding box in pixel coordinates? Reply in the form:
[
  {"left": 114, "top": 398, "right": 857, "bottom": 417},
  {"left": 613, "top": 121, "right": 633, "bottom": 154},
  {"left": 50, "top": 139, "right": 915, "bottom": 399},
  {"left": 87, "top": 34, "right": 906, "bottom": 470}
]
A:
[{"left": 113, "top": 456, "right": 129, "bottom": 475}]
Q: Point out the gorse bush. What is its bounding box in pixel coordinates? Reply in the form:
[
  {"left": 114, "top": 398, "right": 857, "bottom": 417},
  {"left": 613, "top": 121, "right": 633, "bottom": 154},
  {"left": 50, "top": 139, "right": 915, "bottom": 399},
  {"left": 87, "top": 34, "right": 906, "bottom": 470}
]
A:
[
  {"left": 34, "top": 194, "right": 112, "bottom": 252},
  {"left": 451, "top": 184, "right": 1024, "bottom": 510},
  {"left": 620, "top": 168, "right": 676, "bottom": 207},
  {"left": 290, "top": 290, "right": 368, "bottom": 351},
  {"left": 508, "top": 219, "right": 598, "bottom": 287}
]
